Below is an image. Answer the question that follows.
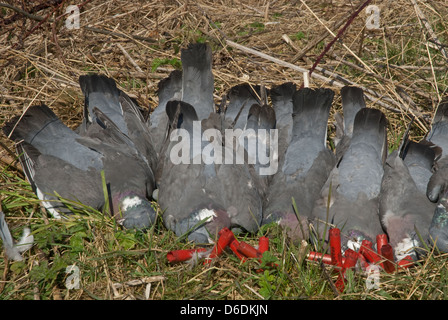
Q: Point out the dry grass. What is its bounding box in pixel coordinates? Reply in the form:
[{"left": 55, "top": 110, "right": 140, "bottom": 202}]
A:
[{"left": 1, "top": 0, "right": 448, "bottom": 300}]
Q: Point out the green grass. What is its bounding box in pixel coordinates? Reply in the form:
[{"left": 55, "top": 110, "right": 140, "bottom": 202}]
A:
[
  {"left": 292, "top": 31, "right": 306, "bottom": 42},
  {"left": 150, "top": 57, "right": 182, "bottom": 72},
  {"left": 2, "top": 163, "right": 448, "bottom": 300},
  {"left": 236, "top": 21, "right": 266, "bottom": 37}
]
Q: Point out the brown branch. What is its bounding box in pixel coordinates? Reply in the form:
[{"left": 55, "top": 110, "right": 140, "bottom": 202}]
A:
[
  {"left": 83, "top": 26, "right": 156, "bottom": 43},
  {"left": 410, "top": 0, "right": 448, "bottom": 62},
  {"left": 331, "top": 53, "right": 434, "bottom": 103},
  {"left": 51, "top": 3, "right": 71, "bottom": 69},
  {"left": 0, "top": 0, "right": 64, "bottom": 27},
  {"left": 306, "top": 0, "right": 373, "bottom": 85},
  {"left": 17, "top": 0, "right": 67, "bottom": 49},
  {"left": 291, "top": 18, "right": 347, "bottom": 63},
  {"left": 0, "top": 2, "right": 156, "bottom": 44},
  {"left": 225, "top": 39, "right": 431, "bottom": 127}
]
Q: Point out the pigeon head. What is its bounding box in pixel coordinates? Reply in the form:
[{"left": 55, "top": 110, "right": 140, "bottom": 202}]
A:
[{"left": 116, "top": 195, "right": 157, "bottom": 229}]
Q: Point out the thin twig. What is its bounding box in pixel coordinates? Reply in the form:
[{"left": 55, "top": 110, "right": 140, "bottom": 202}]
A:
[
  {"left": 291, "top": 18, "right": 347, "bottom": 63},
  {"left": 0, "top": 0, "right": 64, "bottom": 27},
  {"left": 226, "top": 39, "right": 333, "bottom": 82},
  {"left": 18, "top": 0, "right": 67, "bottom": 50},
  {"left": 112, "top": 276, "right": 165, "bottom": 288},
  {"left": 116, "top": 43, "right": 143, "bottom": 73},
  {"left": 319, "top": 261, "right": 340, "bottom": 297},
  {"left": 51, "top": 8, "right": 70, "bottom": 69},
  {"left": 299, "top": 0, "right": 377, "bottom": 76},
  {"left": 225, "top": 39, "right": 401, "bottom": 114},
  {"left": 0, "top": 2, "right": 156, "bottom": 44},
  {"left": 306, "top": 0, "right": 373, "bottom": 83},
  {"left": 0, "top": 2, "right": 52, "bottom": 23},
  {"left": 298, "top": 0, "right": 430, "bottom": 130},
  {"left": 83, "top": 26, "right": 156, "bottom": 43},
  {"left": 331, "top": 53, "right": 432, "bottom": 113},
  {"left": 410, "top": 0, "right": 448, "bottom": 62}
]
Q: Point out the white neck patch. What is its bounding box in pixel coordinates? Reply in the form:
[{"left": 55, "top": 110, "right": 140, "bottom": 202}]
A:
[
  {"left": 347, "top": 238, "right": 363, "bottom": 252},
  {"left": 194, "top": 208, "right": 216, "bottom": 222},
  {"left": 395, "top": 237, "right": 418, "bottom": 261},
  {"left": 121, "top": 196, "right": 143, "bottom": 212},
  {"left": 189, "top": 209, "right": 217, "bottom": 244}
]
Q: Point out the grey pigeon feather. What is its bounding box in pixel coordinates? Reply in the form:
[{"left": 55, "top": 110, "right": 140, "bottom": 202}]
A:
[
  {"left": 151, "top": 43, "right": 215, "bottom": 185},
  {"left": 245, "top": 103, "right": 276, "bottom": 157},
  {"left": 403, "top": 139, "right": 437, "bottom": 194},
  {"left": 243, "top": 103, "right": 277, "bottom": 197},
  {"left": 222, "top": 84, "right": 275, "bottom": 184},
  {"left": 0, "top": 211, "right": 33, "bottom": 261},
  {"left": 148, "top": 69, "right": 182, "bottom": 156},
  {"left": 180, "top": 43, "right": 215, "bottom": 121},
  {"left": 429, "top": 194, "right": 448, "bottom": 253},
  {"left": 79, "top": 74, "right": 127, "bottom": 134},
  {"left": 335, "top": 86, "right": 366, "bottom": 161},
  {"left": 223, "top": 84, "right": 263, "bottom": 130}
]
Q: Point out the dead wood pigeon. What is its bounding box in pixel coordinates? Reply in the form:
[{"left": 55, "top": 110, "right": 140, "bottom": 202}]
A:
[
  {"left": 334, "top": 86, "right": 366, "bottom": 162},
  {"left": 262, "top": 87, "right": 336, "bottom": 243},
  {"left": 311, "top": 107, "right": 387, "bottom": 251},
  {"left": 153, "top": 43, "right": 263, "bottom": 243},
  {"left": 157, "top": 100, "right": 263, "bottom": 243},
  {"left": 78, "top": 74, "right": 158, "bottom": 171},
  {"left": 3, "top": 104, "right": 157, "bottom": 229},
  {"left": 425, "top": 101, "right": 448, "bottom": 203},
  {"left": 423, "top": 100, "right": 448, "bottom": 252},
  {"left": 379, "top": 129, "right": 437, "bottom": 260}
]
